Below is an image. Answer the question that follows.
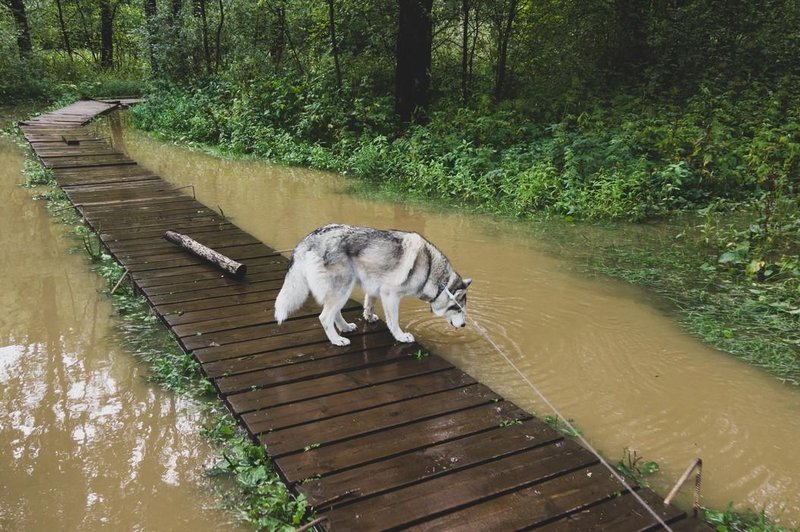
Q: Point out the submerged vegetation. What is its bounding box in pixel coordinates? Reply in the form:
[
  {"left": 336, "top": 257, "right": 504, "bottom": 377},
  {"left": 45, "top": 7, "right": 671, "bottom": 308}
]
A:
[{"left": 20, "top": 155, "right": 309, "bottom": 531}]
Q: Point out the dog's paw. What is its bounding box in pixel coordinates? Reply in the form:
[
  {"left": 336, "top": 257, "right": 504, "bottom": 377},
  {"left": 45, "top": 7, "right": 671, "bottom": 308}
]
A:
[
  {"left": 340, "top": 321, "right": 357, "bottom": 332},
  {"left": 362, "top": 311, "right": 380, "bottom": 323},
  {"left": 330, "top": 336, "right": 351, "bottom": 347},
  {"left": 394, "top": 332, "right": 415, "bottom": 343}
]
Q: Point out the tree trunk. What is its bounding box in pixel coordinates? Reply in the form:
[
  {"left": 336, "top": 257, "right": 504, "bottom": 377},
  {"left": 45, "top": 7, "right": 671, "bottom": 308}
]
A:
[
  {"left": 55, "top": 0, "right": 73, "bottom": 58},
  {"left": 7, "top": 0, "right": 33, "bottom": 58},
  {"left": 214, "top": 0, "right": 224, "bottom": 70},
  {"left": 460, "top": 0, "right": 469, "bottom": 103},
  {"left": 268, "top": 4, "right": 285, "bottom": 65},
  {"left": 612, "top": 0, "right": 650, "bottom": 72},
  {"left": 194, "top": 0, "right": 211, "bottom": 73},
  {"left": 100, "top": 0, "right": 114, "bottom": 69},
  {"left": 395, "top": 0, "right": 434, "bottom": 124},
  {"left": 171, "top": 0, "right": 181, "bottom": 18},
  {"left": 468, "top": 1, "right": 480, "bottom": 88},
  {"left": 493, "top": 0, "right": 518, "bottom": 101},
  {"left": 75, "top": 0, "right": 98, "bottom": 61},
  {"left": 327, "top": 0, "right": 343, "bottom": 92},
  {"left": 144, "top": 0, "right": 157, "bottom": 72}
]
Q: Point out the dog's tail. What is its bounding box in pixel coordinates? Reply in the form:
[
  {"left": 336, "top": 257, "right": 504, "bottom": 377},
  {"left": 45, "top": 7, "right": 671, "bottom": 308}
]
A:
[{"left": 275, "top": 259, "right": 308, "bottom": 324}]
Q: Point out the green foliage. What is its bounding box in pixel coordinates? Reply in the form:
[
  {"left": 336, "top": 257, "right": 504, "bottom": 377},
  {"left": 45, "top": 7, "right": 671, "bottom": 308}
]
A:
[
  {"left": 615, "top": 448, "right": 660, "bottom": 486},
  {"left": 703, "top": 503, "right": 795, "bottom": 532},
  {"left": 132, "top": 74, "right": 800, "bottom": 224},
  {"left": 21, "top": 157, "right": 54, "bottom": 187},
  {"left": 205, "top": 415, "right": 309, "bottom": 531},
  {"left": 543, "top": 415, "right": 581, "bottom": 438},
  {"left": 411, "top": 349, "right": 430, "bottom": 360}
]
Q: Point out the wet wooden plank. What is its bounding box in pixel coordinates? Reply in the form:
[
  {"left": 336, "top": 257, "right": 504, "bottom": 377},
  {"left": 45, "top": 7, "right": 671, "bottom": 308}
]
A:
[
  {"left": 71, "top": 193, "right": 191, "bottom": 210},
  {"left": 78, "top": 195, "right": 199, "bottom": 212},
  {"left": 30, "top": 140, "right": 110, "bottom": 150},
  {"left": 63, "top": 179, "right": 176, "bottom": 193},
  {"left": 262, "top": 382, "right": 502, "bottom": 457},
  {"left": 41, "top": 153, "right": 135, "bottom": 168},
  {"left": 227, "top": 355, "right": 450, "bottom": 415},
  {"left": 240, "top": 367, "right": 475, "bottom": 435},
  {"left": 178, "top": 302, "right": 329, "bottom": 349},
  {"left": 56, "top": 169, "right": 158, "bottom": 181},
  {"left": 273, "top": 401, "right": 529, "bottom": 482},
  {"left": 321, "top": 440, "right": 598, "bottom": 530},
  {"left": 133, "top": 256, "right": 287, "bottom": 288},
  {"left": 120, "top": 243, "right": 271, "bottom": 267},
  {"left": 33, "top": 146, "right": 116, "bottom": 157},
  {"left": 193, "top": 321, "right": 388, "bottom": 363},
  {"left": 405, "top": 463, "right": 623, "bottom": 531},
  {"left": 68, "top": 190, "right": 188, "bottom": 206},
  {"left": 108, "top": 231, "right": 261, "bottom": 256},
  {"left": 152, "top": 289, "right": 281, "bottom": 317},
  {"left": 163, "top": 300, "right": 282, "bottom": 328},
  {"left": 299, "top": 419, "right": 563, "bottom": 508},
  {"left": 26, "top": 133, "right": 99, "bottom": 142},
  {"left": 140, "top": 270, "right": 284, "bottom": 300},
  {"left": 125, "top": 248, "right": 276, "bottom": 273},
  {"left": 99, "top": 220, "right": 235, "bottom": 242},
  {"left": 215, "top": 339, "right": 418, "bottom": 394},
  {"left": 536, "top": 488, "right": 686, "bottom": 531},
  {"left": 202, "top": 326, "right": 392, "bottom": 377},
  {"left": 169, "top": 295, "right": 321, "bottom": 336},
  {"left": 145, "top": 278, "right": 281, "bottom": 307},
  {"left": 139, "top": 259, "right": 283, "bottom": 288}
]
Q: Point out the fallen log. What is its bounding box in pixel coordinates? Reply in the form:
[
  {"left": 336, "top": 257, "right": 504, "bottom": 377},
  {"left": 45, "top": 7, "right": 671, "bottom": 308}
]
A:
[{"left": 164, "top": 230, "right": 247, "bottom": 278}]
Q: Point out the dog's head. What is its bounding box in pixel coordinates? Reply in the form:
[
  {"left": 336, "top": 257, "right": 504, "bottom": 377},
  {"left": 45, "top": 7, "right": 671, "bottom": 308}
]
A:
[{"left": 431, "top": 276, "right": 472, "bottom": 328}]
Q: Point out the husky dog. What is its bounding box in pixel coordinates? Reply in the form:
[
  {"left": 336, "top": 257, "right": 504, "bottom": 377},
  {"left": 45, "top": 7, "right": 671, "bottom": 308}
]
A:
[{"left": 275, "top": 224, "right": 471, "bottom": 346}]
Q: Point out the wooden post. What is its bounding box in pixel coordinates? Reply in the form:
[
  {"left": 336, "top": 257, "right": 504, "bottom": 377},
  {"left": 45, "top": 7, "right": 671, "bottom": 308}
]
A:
[{"left": 164, "top": 230, "right": 247, "bottom": 278}]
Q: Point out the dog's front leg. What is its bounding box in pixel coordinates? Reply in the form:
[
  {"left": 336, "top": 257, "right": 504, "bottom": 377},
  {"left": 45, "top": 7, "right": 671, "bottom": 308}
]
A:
[{"left": 380, "top": 291, "right": 414, "bottom": 343}]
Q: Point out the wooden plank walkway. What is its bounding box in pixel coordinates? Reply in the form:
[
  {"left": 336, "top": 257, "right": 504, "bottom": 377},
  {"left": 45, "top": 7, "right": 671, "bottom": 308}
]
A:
[{"left": 20, "top": 100, "right": 708, "bottom": 531}]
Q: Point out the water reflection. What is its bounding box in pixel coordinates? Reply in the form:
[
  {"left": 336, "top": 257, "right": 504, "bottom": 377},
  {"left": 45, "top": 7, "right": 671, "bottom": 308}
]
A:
[
  {"left": 116, "top": 118, "right": 800, "bottom": 526},
  {"left": 0, "top": 138, "right": 238, "bottom": 530}
]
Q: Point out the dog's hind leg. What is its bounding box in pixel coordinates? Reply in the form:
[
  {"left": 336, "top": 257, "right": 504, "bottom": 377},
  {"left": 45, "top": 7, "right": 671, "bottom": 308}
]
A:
[
  {"left": 362, "top": 294, "right": 379, "bottom": 323},
  {"left": 319, "top": 298, "right": 350, "bottom": 346},
  {"left": 380, "top": 291, "right": 414, "bottom": 343},
  {"left": 335, "top": 311, "right": 357, "bottom": 333},
  {"left": 317, "top": 279, "right": 354, "bottom": 346}
]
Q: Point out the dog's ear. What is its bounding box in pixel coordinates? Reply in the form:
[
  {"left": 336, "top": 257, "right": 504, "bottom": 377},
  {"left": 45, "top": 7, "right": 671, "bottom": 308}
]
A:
[{"left": 463, "top": 278, "right": 472, "bottom": 288}]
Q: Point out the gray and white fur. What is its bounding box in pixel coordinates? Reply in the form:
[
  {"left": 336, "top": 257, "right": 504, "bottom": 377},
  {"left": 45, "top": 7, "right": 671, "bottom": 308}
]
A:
[{"left": 274, "top": 224, "right": 471, "bottom": 346}]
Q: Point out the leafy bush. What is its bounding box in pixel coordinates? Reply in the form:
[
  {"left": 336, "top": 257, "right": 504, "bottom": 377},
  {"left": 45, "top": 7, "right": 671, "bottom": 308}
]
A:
[{"left": 131, "top": 73, "right": 800, "bottom": 225}]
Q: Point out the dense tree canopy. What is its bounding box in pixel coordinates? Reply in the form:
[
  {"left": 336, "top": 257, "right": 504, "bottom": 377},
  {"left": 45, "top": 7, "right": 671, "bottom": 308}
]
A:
[{"left": 3, "top": 1, "right": 798, "bottom": 109}]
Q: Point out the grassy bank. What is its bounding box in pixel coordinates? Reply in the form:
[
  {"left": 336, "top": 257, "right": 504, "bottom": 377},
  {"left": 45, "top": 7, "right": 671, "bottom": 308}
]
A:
[
  {"left": 19, "top": 152, "right": 309, "bottom": 531},
  {"left": 129, "top": 81, "right": 800, "bottom": 387}
]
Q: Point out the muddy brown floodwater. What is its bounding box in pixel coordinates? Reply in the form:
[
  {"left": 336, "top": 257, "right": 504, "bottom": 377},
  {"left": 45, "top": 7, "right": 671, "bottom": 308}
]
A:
[
  {"left": 114, "top": 116, "right": 800, "bottom": 527},
  {"left": 0, "top": 136, "right": 242, "bottom": 529}
]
